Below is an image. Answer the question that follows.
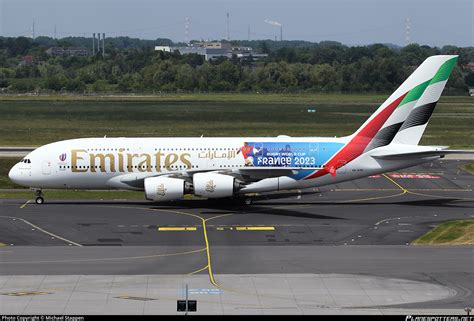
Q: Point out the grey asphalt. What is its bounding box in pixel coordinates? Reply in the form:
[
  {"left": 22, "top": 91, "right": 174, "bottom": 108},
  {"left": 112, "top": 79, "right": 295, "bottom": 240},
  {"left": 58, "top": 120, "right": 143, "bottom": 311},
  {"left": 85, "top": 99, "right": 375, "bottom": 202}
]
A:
[
  {"left": 0, "top": 147, "right": 35, "bottom": 158},
  {"left": 0, "top": 159, "right": 473, "bottom": 313},
  {"left": 1, "top": 159, "right": 472, "bottom": 247}
]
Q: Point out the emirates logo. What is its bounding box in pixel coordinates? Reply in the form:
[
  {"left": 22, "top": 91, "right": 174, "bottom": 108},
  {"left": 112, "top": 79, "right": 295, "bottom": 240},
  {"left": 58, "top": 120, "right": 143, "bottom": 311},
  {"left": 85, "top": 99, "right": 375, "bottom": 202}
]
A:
[
  {"left": 156, "top": 183, "right": 167, "bottom": 196},
  {"left": 205, "top": 179, "right": 216, "bottom": 193}
]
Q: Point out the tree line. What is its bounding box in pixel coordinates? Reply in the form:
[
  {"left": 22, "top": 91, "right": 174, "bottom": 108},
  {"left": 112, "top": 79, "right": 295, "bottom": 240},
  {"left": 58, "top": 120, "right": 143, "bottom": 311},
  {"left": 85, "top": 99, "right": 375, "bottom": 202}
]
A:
[{"left": 0, "top": 36, "right": 472, "bottom": 94}]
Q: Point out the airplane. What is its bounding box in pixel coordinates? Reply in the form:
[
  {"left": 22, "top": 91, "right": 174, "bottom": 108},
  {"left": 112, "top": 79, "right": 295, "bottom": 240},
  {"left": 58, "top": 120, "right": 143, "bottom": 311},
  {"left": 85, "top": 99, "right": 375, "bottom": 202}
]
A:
[{"left": 8, "top": 55, "right": 471, "bottom": 205}]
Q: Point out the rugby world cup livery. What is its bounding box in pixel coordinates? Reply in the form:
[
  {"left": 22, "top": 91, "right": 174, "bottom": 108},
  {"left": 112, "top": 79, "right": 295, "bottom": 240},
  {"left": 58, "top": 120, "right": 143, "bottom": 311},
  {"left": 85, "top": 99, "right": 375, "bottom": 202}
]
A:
[{"left": 9, "top": 55, "right": 470, "bottom": 204}]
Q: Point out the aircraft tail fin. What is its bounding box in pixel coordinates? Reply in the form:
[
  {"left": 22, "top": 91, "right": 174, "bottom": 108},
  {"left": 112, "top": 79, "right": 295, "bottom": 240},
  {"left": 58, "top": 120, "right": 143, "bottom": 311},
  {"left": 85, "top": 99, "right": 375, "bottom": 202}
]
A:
[
  {"left": 304, "top": 55, "right": 458, "bottom": 180},
  {"left": 390, "top": 56, "right": 458, "bottom": 145},
  {"left": 355, "top": 55, "right": 458, "bottom": 152}
]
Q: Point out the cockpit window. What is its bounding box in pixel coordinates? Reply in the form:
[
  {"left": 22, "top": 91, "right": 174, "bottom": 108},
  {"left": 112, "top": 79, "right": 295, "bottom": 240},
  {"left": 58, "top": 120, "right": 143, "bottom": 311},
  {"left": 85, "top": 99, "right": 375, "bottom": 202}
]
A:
[{"left": 20, "top": 159, "right": 31, "bottom": 164}]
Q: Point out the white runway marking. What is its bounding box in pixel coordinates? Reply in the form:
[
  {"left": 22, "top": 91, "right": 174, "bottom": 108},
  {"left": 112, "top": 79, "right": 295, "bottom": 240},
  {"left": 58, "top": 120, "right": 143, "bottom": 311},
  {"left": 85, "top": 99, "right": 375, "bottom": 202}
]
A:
[{"left": 0, "top": 215, "right": 82, "bottom": 247}]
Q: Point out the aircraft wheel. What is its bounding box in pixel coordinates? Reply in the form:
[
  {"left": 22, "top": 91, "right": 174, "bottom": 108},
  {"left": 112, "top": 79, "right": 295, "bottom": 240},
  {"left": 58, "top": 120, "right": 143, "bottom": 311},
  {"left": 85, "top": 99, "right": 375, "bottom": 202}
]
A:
[
  {"left": 35, "top": 197, "right": 44, "bottom": 205},
  {"left": 244, "top": 198, "right": 252, "bottom": 205}
]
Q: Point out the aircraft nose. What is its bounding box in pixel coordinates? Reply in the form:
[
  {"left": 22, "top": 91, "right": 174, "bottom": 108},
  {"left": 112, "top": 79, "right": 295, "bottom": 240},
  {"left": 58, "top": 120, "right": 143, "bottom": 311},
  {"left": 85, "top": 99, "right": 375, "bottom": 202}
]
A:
[{"left": 8, "top": 164, "right": 20, "bottom": 184}]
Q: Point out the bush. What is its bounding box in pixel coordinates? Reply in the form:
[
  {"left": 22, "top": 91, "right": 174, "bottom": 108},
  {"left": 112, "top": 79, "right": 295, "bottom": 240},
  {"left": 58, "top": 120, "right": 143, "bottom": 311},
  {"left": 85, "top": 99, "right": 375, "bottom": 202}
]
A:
[{"left": 9, "top": 78, "right": 37, "bottom": 92}]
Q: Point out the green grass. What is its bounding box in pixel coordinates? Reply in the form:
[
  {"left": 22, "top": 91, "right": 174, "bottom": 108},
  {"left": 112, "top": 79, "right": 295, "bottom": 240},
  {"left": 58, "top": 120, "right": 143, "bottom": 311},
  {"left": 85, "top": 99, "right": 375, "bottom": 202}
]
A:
[
  {"left": 1, "top": 92, "right": 472, "bottom": 104},
  {"left": 0, "top": 95, "right": 472, "bottom": 148},
  {"left": 462, "top": 163, "right": 474, "bottom": 174},
  {"left": 0, "top": 93, "right": 390, "bottom": 104},
  {"left": 0, "top": 93, "right": 470, "bottom": 199},
  {"left": 0, "top": 158, "right": 23, "bottom": 189},
  {"left": 412, "top": 220, "right": 474, "bottom": 245}
]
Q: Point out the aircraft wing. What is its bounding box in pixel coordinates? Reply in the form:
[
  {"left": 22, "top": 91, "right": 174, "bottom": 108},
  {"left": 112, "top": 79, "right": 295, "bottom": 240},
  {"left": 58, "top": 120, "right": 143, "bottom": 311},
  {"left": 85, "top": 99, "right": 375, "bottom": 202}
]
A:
[{"left": 113, "top": 167, "right": 321, "bottom": 188}]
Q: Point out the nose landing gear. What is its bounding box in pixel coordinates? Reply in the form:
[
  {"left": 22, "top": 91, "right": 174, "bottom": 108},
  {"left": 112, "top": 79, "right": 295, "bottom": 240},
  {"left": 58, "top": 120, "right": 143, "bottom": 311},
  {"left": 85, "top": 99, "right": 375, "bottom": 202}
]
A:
[{"left": 34, "top": 190, "right": 44, "bottom": 204}]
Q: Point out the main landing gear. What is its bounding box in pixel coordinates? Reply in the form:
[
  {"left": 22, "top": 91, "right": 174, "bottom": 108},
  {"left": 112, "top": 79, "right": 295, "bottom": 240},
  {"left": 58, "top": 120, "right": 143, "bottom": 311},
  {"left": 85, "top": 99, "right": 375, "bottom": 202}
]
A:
[{"left": 34, "top": 190, "right": 44, "bottom": 204}]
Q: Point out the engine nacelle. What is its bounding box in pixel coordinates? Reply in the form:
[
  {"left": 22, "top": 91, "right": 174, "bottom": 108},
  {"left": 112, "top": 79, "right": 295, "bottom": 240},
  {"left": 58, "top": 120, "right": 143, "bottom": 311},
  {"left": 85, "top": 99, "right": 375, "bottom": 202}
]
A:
[
  {"left": 144, "top": 177, "right": 186, "bottom": 202},
  {"left": 193, "top": 173, "right": 240, "bottom": 198}
]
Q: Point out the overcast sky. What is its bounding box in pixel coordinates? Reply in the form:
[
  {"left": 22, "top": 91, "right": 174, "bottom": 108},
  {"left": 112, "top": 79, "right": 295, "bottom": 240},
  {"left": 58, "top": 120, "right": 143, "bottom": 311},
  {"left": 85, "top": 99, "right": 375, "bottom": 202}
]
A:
[{"left": 0, "top": 0, "right": 472, "bottom": 47}]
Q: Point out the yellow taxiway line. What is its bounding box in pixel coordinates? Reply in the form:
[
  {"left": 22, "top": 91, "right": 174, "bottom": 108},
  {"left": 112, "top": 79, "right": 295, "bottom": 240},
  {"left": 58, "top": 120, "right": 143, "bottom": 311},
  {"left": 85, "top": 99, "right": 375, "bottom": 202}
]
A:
[
  {"left": 235, "top": 226, "right": 275, "bottom": 231},
  {"left": 20, "top": 200, "right": 31, "bottom": 209},
  {"left": 187, "top": 264, "right": 209, "bottom": 275},
  {"left": 158, "top": 225, "right": 276, "bottom": 231}
]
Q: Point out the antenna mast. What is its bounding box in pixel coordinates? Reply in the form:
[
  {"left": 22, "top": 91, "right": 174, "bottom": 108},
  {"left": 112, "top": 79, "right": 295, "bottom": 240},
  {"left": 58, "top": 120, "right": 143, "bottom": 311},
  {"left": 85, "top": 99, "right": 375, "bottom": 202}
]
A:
[
  {"left": 405, "top": 17, "right": 411, "bottom": 46},
  {"left": 185, "top": 16, "right": 190, "bottom": 44},
  {"left": 226, "top": 12, "right": 230, "bottom": 41}
]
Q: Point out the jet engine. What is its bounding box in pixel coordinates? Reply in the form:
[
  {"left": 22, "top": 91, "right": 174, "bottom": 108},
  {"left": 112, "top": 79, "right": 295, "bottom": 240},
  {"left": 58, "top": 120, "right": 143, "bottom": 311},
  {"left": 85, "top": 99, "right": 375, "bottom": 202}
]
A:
[
  {"left": 144, "top": 176, "right": 189, "bottom": 201},
  {"left": 193, "top": 173, "right": 243, "bottom": 198}
]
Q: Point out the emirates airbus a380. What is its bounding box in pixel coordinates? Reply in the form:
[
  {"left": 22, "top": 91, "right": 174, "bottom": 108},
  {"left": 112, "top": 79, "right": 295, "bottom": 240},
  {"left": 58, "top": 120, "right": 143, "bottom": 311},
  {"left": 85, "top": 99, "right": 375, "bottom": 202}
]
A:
[{"left": 8, "top": 55, "right": 471, "bottom": 204}]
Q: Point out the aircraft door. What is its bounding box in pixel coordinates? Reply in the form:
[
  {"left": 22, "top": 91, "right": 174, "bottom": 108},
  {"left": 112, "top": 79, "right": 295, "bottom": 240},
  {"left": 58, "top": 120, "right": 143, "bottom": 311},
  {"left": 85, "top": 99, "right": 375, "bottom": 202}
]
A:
[
  {"left": 336, "top": 160, "right": 347, "bottom": 174},
  {"left": 42, "top": 161, "right": 52, "bottom": 175},
  {"left": 309, "top": 143, "right": 319, "bottom": 167},
  {"left": 252, "top": 142, "right": 265, "bottom": 167}
]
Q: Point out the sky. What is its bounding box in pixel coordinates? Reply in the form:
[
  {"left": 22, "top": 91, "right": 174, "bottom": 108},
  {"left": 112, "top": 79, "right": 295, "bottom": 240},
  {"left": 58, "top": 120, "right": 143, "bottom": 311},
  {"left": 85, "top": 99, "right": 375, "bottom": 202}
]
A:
[{"left": 0, "top": 0, "right": 472, "bottom": 47}]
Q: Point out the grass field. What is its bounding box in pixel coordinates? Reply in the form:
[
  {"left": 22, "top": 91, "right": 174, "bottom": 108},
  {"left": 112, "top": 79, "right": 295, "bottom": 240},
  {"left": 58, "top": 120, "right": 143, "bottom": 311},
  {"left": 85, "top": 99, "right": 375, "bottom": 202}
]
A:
[
  {"left": 0, "top": 158, "right": 23, "bottom": 189},
  {"left": 0, "top": 94, "right": 473, "bottom": 148},
  {"left": 412, "top": 220, "right": 474, "bottom": 245},
  {"left": 0, "top": 93, "right": 393, "bottom": 104},
  {"left": 0, "top": 94, "right": 472, "bottom": 194},
  {"left": 1, "top": 93, "right": 471, "bottom": 104},
  {"left": 463, "top": 163, "right": 474, "bottom": 174}
]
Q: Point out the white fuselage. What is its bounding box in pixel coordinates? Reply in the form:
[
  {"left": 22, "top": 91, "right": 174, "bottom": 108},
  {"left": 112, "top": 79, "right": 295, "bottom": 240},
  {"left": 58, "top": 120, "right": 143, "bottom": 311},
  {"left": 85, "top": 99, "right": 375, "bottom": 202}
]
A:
[
  {"left": 9, "top": 137, "right": 438, "bottom": 198},
  {"left": 8, "top": 56, "right": 460, "bottom": 202}
]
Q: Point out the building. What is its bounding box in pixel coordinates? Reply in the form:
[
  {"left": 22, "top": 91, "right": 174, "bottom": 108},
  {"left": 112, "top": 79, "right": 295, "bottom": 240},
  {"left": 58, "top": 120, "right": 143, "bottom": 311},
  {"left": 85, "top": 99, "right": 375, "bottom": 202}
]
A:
[
  {"left": 192, "top": 42, "right": 231, "bottom": 50},
  {"left": 46, "top": 47, "right": 89, "bottom": 57},
  {"left": 154, "top": 41, "right": 267, "bottom": 61},
  {"left": 19, "top": 55, "right": 35, "bottom": 66},
  {"left": 154, "top": 46, "right": 171, "bottom": 52}
]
